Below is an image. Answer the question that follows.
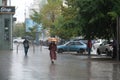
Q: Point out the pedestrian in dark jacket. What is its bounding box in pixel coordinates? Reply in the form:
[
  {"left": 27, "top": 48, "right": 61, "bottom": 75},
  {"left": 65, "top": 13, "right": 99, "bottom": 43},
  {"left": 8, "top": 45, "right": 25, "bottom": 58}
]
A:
[
  {"left": 23, "top": 39, "right": 29, "bottom": 56},
  {"left": 112, "top": 38, "right": 117, "bottom": 59}
]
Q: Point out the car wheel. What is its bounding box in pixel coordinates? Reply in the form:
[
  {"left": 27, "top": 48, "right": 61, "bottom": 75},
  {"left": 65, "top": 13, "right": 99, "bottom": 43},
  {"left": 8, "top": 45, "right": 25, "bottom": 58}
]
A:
[
  {"left": 106, "top": 49, "right": 112, "bottom": 56},
  {"left": 14, "top": 41, "right": 18, "bottom": 43},
  {"left": 109, "top": 51, "right": 112, "bottom": 56},
  {"left": 57, "top": 49, "right": 63, "bottom": 53},
  {"left": 97, "top": 49, "right": 101, "bottom": 55},
  {"left": 77, "top": 49, "right": 85, "bottom": 53}
]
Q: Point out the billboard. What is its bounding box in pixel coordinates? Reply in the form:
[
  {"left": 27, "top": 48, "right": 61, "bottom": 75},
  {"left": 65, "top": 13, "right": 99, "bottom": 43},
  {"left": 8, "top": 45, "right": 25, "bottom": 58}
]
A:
[{"left": 25, "top": 18, "right": 42, "bottom": 32}]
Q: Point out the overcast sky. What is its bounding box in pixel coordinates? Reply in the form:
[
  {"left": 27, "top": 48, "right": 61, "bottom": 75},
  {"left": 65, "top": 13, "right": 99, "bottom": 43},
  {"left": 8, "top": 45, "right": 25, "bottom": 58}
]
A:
[{"left": 11, "top": 0, "right": 33, "bottom": 23}]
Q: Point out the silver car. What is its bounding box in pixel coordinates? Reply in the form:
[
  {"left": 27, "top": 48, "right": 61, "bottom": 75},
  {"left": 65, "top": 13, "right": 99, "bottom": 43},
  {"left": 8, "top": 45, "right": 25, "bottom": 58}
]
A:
[{"left": 97, "top": 40, "right": 113, "bottom": 56}]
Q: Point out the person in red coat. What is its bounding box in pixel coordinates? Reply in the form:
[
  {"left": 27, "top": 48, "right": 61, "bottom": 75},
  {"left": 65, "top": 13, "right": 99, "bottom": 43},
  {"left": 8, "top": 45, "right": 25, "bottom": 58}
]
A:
[
  {"left": 49, "top": 41, "right": 57, "bottom": 63},
  {"left": 87, "top": 39, "right": 92, "bottom": 55}
]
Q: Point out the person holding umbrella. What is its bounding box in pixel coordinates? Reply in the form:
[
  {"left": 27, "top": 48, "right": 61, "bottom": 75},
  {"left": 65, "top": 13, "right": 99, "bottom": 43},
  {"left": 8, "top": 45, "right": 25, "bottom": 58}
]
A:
[
  {"left": 48, "top": 41, "right": 57, "bottom": 64},
  {"left": 23, "top": 38, "right": 29, "bottom": 56}
]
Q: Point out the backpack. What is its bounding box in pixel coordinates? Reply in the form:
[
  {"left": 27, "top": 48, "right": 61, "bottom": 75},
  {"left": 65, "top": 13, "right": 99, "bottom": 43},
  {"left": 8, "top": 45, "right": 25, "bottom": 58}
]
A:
[{"left": 23, "top": 40, "right": 29, "bottom": 48}]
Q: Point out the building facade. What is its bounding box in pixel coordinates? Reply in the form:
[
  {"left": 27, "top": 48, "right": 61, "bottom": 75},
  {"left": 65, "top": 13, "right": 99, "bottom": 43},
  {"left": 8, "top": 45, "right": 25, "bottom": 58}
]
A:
[{"left": 0, "top": 0, "right": 15, "bottom": 50}]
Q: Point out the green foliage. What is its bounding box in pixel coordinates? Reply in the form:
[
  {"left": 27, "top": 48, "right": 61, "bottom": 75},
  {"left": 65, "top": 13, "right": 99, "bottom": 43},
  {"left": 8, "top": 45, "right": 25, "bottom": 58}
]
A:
[
  {"left": 53, "top": 15, "right": 80, "bottom": 39},
  {"left": 108, "top": 11, "right": 118, "bottom": 20},
  {"left": 40, "top": 0, "right": 62, "bottom": 29},
  {"left": 30, "top": 9, "right": 42, "bottom": 40},
  {"left": 30, "top": 0, "right": 120, "bottom": 40},
  {"left": 13, "top": 23, "right": 25, "bottom": 37},
  {"left": 74, "top": 0, "right": 120, "bottom": 39},
  {"left": 30, "top": 10, "right": 42, "bottom": 24},
  {"left": 59, "top": 0, "right": 82, "bottom": 39}
]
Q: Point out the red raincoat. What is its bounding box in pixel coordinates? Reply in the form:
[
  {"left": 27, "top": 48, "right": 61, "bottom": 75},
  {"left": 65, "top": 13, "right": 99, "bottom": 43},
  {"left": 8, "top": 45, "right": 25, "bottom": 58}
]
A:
[{"left": 49, "top": 43, "right": 57, "bottom": 60}]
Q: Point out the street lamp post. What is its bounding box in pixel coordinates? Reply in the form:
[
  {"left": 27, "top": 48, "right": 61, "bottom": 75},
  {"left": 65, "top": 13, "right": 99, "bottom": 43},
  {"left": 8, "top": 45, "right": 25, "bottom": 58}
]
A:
[
  {"left": 9, "top": 0, "right": 11, "bottom": 6},
  {"left": 116, "top": 17, "right": 120, "bottom": 61}
]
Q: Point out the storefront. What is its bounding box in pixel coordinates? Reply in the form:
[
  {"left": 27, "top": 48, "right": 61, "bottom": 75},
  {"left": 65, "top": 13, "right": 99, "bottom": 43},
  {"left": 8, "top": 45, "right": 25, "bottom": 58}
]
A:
[{"left": 0, "top": 6, "right": 15, "bottom": 50}]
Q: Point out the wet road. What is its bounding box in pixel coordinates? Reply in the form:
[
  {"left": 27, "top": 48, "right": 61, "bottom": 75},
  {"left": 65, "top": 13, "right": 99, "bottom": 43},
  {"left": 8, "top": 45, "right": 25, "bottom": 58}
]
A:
[{"left": 0, "top": 44, "right": 120, "bottom": 80}]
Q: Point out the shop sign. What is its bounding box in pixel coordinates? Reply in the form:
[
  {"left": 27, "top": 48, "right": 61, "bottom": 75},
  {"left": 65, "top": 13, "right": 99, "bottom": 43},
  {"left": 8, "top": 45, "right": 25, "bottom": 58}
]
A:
[{"left": 0, "top": 6, "right": 15, "bottom": 14}]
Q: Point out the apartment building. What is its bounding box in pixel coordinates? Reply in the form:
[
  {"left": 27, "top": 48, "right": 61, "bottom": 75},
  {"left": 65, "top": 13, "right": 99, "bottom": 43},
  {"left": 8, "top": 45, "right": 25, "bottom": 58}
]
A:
[{"left": 29, "top": 0, "right": 47, "bottom": 16}]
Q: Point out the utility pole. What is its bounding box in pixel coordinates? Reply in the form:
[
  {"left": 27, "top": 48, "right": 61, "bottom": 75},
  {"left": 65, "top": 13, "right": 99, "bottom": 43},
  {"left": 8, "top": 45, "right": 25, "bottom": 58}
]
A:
[
  {"left": 116, "top": 17, "right": 120, "bottom": 61},
  {"left": 9, "top": 0, "right": 11, "bottom": 6}
]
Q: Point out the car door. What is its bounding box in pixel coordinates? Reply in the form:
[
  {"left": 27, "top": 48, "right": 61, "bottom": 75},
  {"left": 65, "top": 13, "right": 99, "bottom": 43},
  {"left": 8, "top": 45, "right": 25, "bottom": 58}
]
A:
[
  {"left": 99, "top": 41, "right": 107, "bottom": 52},
  {"left": 69, "top": 42, "right": 76, "bottom": 51},
  {"left": 74, "top": 42, "right": 82, "bottom": 51},
  {"left": 66, "top": 42, "right": 75, "bottom": 51}
]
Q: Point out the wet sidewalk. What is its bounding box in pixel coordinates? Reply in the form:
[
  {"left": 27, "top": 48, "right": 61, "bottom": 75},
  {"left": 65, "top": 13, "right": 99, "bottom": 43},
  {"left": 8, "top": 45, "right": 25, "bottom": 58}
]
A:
[{"left": 0, "top": 44, "right": 120, "bottom": 80}]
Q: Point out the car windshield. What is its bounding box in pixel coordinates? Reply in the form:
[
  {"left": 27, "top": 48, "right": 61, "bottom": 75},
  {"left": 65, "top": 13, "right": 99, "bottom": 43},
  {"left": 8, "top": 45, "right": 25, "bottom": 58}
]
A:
[
  {"left": 64, "top": 41, "right": 84, "bottom": 46},
  {"left": 74, "top": 42, "right": 83, "bottom": 45},
  {"left": 101, "top": 40, "right": 113, "bottom": 45},
  {"left": 66, "top": 42, "right": 74, "bottom": 46}
]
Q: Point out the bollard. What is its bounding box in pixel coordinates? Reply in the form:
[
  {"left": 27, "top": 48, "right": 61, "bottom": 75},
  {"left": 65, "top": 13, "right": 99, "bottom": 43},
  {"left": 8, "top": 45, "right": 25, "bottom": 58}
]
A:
[
  {"left": 33, "top": 44, "right": 35, "bottom": 53},
  {"left": 40, "top": 40, "right": 42, "bottom": 51},
  {"left": 16, "top": 43, "right": 20, "bottom": 53}
]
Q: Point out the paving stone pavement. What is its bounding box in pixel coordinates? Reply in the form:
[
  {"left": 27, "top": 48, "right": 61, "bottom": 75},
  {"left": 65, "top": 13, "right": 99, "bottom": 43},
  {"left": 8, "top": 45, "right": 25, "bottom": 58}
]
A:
[{"left": 0, "top": 43, "right": 119, "bottom": 80}]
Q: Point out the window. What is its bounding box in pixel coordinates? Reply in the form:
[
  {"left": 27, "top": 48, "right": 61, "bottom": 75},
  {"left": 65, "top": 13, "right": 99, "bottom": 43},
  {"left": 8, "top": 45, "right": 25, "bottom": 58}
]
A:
[
  {"left": 74, "top": 42, "right": 82, "bottom": 45},
  {"left": 4, "top": 18, "right": 10, "bottom": 40}
]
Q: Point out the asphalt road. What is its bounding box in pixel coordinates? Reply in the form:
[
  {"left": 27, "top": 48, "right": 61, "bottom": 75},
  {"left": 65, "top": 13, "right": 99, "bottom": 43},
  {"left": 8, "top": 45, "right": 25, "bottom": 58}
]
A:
[{"left": 0, "top": 43, "right": 119, "bottom": 80}]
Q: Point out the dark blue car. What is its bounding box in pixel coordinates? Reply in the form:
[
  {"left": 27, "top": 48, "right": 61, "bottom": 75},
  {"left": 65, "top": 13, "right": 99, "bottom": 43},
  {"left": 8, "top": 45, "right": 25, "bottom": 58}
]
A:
[{"left": 57, "top": 41, "right": 87, "bottom": 53}]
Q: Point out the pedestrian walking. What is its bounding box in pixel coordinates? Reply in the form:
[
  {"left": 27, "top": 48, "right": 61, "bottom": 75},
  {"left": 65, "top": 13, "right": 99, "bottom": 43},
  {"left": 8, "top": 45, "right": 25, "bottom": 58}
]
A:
[
  {"left": 23, "top": 39, "right": 29, "bottom": 56},
  {"left": 112, "top": 38, "right": 117, "bottom": 59},
  {"left": 48, "top": 41, "right": 57, "bottom": 63},
  {"left": 87, "top": 39, "right": 92, "bottom": 55}
]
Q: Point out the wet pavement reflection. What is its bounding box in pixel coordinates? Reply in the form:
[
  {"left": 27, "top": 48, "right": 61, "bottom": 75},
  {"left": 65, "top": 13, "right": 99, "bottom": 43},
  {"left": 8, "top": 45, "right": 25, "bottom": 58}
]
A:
[{"left": 0, "top": 44, "right": 119, "bottom": 80}]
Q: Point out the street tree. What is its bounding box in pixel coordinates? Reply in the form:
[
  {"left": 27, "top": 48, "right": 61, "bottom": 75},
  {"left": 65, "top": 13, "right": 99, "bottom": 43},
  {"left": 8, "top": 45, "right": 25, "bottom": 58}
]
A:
[
  {"left": 55, "top": 0, "right": 81, "bottom": 39},
  {"left": 40, "top": 0, "right": 62, "bottom": 37},
  {"left": 30, "top": 10, "right": 42, "bottom": 40},
  {"left": 13, "top": 23, "right": 25, "bottom": 37},
  {"left": 74, "top": 0, "right": 120, "bottom": 39}
]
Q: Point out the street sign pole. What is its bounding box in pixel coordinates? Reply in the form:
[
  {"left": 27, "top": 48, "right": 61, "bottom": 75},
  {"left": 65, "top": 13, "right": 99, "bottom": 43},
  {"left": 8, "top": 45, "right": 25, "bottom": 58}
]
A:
[{"left": 116, "top": 17, "right": 120, "bottom": 61}]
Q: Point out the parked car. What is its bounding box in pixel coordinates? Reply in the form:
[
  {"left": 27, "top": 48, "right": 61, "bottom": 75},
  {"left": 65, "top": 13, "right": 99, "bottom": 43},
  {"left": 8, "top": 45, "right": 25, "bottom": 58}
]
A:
[
  {"left": 57, "top": 41, "right": 87, "bottom": 53},
  {"left": 93, "top": 39, "right": 105, "bottom": 49},
  {"left": 72, "top": 39, "right": 88, "bottom": 44},
  {"left": 13, "top": 37, "right": 24, "bottom": 43},
  {"left": 97, "top": 40, "right": 113, "bottom": 56}
]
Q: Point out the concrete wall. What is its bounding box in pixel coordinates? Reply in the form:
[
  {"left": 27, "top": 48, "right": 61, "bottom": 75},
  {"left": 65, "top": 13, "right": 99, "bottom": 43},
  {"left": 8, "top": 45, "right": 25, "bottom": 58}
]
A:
[{"left": 0, "top": 0, "right": 2, "bottom": 6}]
